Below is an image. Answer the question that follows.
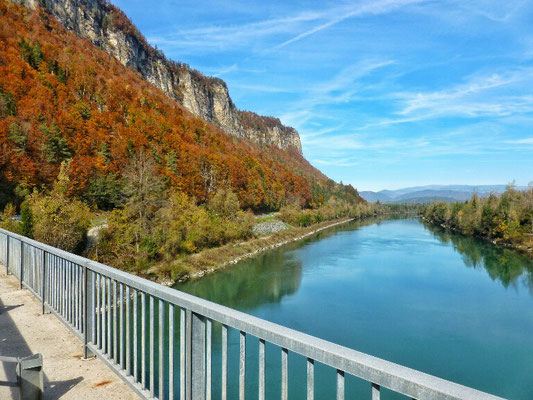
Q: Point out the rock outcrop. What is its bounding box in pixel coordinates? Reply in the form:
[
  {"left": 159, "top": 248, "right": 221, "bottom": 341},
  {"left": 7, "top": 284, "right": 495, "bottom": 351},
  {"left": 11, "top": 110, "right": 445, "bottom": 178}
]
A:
[{"left": 20, "top": 0, "right": 302, "bottom": 153}]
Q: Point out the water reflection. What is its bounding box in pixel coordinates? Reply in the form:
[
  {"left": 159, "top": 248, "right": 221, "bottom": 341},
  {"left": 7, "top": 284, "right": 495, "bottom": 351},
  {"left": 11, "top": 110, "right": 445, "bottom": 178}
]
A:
[
  {"left": 176, "top": 216, "right": 396, "bottom": 309},
  {"left": 173, "top": 217, "right": 533, "bottom": 400},
  {"left": 176, "top": 249, "right": 302, "bottom": 310},
  {"left": 423, "top": 221, "right": 533, "bottom": 294}
]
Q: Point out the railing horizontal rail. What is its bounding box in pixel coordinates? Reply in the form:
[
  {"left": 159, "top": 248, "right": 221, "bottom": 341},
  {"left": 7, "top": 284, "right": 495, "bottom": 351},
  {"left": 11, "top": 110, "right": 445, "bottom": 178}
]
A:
[
  {"left": 0, "top": 227, "right": 506, "bottom": 400},
  {"left": 0, "top": 355, "right": 20, "bottom": 363}
]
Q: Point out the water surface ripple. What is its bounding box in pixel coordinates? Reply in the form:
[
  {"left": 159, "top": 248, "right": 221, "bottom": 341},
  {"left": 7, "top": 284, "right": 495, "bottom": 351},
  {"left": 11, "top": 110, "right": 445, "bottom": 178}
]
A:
[{"left": 176, "top": 217, "right": 533, "bottom": 399}]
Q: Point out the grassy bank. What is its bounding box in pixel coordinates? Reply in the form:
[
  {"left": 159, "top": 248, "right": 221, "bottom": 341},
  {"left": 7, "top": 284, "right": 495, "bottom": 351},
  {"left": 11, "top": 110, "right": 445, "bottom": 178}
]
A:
[{"left": 152, "top": 217, "right": 356, "bottom": 285}]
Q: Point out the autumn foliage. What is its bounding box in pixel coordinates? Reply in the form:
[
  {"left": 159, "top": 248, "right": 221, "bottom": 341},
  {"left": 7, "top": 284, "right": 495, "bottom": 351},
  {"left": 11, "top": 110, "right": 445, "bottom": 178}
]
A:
[
  {"left": 0, "top": 1, "right": 361, "bottom": 212},
  {"left": 422, "top": 188, "right": 533, "bottom": 251}
]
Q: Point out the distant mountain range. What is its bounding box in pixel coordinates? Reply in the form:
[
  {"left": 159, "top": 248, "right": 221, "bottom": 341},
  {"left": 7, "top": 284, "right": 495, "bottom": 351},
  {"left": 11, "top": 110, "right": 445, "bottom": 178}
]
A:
[{"left": 360, "top": 185, "right": 529, "bottom": 204}]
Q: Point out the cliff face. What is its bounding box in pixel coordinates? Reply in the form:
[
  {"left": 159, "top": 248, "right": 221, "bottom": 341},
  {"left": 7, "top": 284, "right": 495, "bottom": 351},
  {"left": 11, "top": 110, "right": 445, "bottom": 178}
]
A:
[{"left": 21, "top": 0, "right": 302, "bottom": 153}]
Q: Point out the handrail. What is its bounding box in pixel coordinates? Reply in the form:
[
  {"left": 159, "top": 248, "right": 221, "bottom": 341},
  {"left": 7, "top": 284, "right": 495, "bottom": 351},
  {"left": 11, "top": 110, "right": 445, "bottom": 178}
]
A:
[
  {"left": 0, "top": 355, "right": 20, "bottom": 363},
  {"left": 0, "top": 227, "right": 506, "bottom": 400}
]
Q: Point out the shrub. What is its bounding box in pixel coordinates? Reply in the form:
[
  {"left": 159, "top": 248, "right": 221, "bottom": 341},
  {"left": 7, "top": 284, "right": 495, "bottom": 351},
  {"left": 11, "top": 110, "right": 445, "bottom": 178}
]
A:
[
  {"left": 297, "top": 210, "right": 314, "bottom": 227},
  {"left": 27, "top": 161, "right": 91, "bottom": 253},
  {"left": 0, "top": 203, "right": 20, "bottom": 233},
  {"left": 20, "top": 202, "right": 33, "bottom": 238},
  {"left": 208, "top": 188, "right": 240, "bottom": 219},
  {"left": 279, "top": 204, "right": 301, "bottom": 226}
]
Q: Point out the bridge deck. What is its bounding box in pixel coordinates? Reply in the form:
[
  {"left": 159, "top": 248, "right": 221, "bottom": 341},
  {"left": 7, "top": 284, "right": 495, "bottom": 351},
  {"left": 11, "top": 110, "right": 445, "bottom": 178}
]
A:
[{"left": 0, "top": 271, "right": 136, "bottom": 400}]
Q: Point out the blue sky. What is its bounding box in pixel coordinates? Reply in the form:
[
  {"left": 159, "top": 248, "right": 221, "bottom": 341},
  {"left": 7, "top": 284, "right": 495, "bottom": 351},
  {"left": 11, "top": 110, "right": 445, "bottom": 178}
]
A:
[{"left": 113, "top": 0, "right": 532, "bottom": 191}]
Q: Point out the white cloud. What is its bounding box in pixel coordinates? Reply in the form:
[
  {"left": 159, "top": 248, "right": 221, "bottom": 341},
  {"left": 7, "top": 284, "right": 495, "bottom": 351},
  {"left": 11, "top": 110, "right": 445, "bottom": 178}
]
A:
[
  {"left": 230, "top": 83, "right": 296, "bottom": 93},
  {"left": 273, "top": 0, "right": 425, "bottom": 50},
  {"left": 280, "top": 59, "right": 395, "bottom": 127},
  {"left": 457, "top": 0, "right": 529, "bottom": 23},
  {"left": 212, "top": 64, "right": 238, "bottom": 77},
  {"left": 148, "top": 10, "right": 325, "bottom": 50},
  {"left": 395, "top": 68, "right": 533, "bottom": 120},
  {"left": 149, "top": 0, "right": 425, "bottom": 53},
  {"left": 505, "top": 138, "right": 533, "bottom": 144}
]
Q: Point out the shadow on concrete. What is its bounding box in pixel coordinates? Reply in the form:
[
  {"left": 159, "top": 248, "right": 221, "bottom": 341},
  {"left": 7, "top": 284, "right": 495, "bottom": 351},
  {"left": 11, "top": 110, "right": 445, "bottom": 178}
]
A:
[
  {"left": 46, "top": 376, "right": 84, "bottom": 398},
  {"left": 0, "top": 295, "right": 84, "bottom": 399},
  {"left": 0, "top": 379, "right": 18, "bottom": 387},
  {"left": 0, "top": 304, "right": 23, "bottom": 314},
  {"left": 0, "top": 296, "right": 28, "bottom": 399}
]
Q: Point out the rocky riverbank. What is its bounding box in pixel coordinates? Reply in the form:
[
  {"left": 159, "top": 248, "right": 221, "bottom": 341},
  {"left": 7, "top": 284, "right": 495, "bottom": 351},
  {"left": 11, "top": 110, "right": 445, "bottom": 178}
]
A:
[{"left": 161, "top": 217, "right": 356, "bottom": 285}]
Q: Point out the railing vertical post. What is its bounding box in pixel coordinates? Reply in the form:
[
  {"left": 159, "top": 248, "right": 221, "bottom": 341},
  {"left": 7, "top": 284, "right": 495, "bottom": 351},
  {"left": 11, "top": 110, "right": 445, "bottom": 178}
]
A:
[
  {"left": 19, "top": 241, "right": 24, "bottom": 289},
  {"left": 149, "top": 295, "right": 154, "bottom": 398},
  {"left": 239, "top": 331, "right": 246, "bottom": 400},
  {"left": 206, "top": 319, "right": 212, "bottom": 400},
  {"left": 133, "top": 289, "right": 138, "bottom": 382},
  {"left": 180, "top": 309, "right": 186, "bottom": 400},
  {"left": 5, "top": 234, "right": 9, "bottom": 274},
  {"left": 336, "top": 370, "right": 344, "bottom": 400},
  {"left": 113, "top": 280, "right": 118, "bottom": 364},
  {"left": 187, "top": 311, "right": 206, "bottom": 400},
  {"left": 19, "top": 353, "right": 43, "bottom": 399},
  {"left": 372, "top": 383, "right": 380, "bottom": 400},
  {"left": 281, "top": 348, "right": 288, "bottom": 400},
  {"left": 141, "top": 292, "right": 146, "bottom": 390},
  {"left": 83, "top": 264, "right": 89, "bottom": 359},
  {"left": 92, "top": 272, "right": 96, "bottom": 349},
  {"left": 127, "top": 286, "right": 131, "bottom": 376},
  {"left": 186, "top": 309, "right": 192, "bottom": 400},
  {"left": 259, "top": 339, "right": 265, "bottom": 400},
  {"left": 307, "top": 358, "right": 314, "bottom": 400},
  {"left": 119, "top": 285, "right": 124, "bottom": 370},
  {"left": 159, "top": 300, "right": 165, "bottom": 400},
  {"left": 41, "top": 251, "right": 47, "bottom": 314},
  {"left": 169, "top": 304, "right": 174, "bottom": 400},
  {"left": 221, "top": 324, "right": 227, "bottom": 400},
  {"left": 107, "top": 278, "right": 111, "bottom": 357},
  {"left": 96, "top": 274, "right": 101, "bottom": 349}
]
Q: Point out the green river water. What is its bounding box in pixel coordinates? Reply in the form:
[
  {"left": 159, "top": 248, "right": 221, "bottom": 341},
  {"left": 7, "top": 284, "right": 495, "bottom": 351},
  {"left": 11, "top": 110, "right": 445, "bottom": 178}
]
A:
[{"left": 174, "top": 217, "right": 533, "bottom": 399}]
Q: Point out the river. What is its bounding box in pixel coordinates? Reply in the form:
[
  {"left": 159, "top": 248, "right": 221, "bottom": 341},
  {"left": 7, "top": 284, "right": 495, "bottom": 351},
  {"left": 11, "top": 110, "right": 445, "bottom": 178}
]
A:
[{"left": 175, "top": 217, "right": 533, "bottom": 399}]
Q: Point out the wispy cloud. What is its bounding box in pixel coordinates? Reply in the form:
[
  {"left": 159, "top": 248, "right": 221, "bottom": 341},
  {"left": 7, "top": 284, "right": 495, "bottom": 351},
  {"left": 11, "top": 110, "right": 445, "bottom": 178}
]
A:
[
  {"left": 148, "top": 10, "right": 325, "bottom": 50},
  {"left": 148, "top": 0, "right": 424, "bottom": 53},
  {"left": 394, "top": 68, "right": 533, "bottom": 120},
  {"left": 230, "top": 83, "right": 296, "bottom": 93},
  {"left": 273, "top": 0, "right": 425, "bottom": 50},
  {"left": 123, "top": 0, "right": 533, "bottom": 189},
  {"left": 212, "top": 64, "right": 238, "bottom": 77},
  {"left": 505, "top": 137, "right": 533, "bottom": 144},
  {"left": 299, "top": 126, "right": 345, "bottom": 139},
  {"left": 280, "top": 59, "right": 395, "bottom": 126},
  {"left": 457, "top": 0, "right": 529, "bottom": 23}
]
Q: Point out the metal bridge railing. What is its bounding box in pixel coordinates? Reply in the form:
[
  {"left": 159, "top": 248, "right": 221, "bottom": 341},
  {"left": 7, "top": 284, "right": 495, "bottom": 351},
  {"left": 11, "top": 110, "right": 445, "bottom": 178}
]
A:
[{"left": 0, "top": 227, "right": 505, "bottom": 400}]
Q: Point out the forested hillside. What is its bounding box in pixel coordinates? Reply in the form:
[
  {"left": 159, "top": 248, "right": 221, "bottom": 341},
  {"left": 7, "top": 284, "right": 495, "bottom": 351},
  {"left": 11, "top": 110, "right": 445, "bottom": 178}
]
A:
[
  {"left": 0, "top": 0, "right": 361, "bottom": 211},
  {"left": 0, "top": 1, "right": 368, "bottom": 280},
  {"left": 18, "top": 0, "right": 303, "bottom": 153}
]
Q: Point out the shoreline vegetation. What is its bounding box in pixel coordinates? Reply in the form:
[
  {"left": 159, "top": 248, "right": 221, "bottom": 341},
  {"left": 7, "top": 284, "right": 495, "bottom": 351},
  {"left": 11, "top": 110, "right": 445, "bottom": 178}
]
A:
[
  {"left": 1, "top": 160, "right": 386, "bottom": 284},
  {"left": 166, "top": 216, "right": 356, "bottom": 285},
  {"left": 173, "top": 209, "right": 419, "bottom": 285},
  {"left": 422, "top": 186, "right": 533, "bottom": 257}
]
